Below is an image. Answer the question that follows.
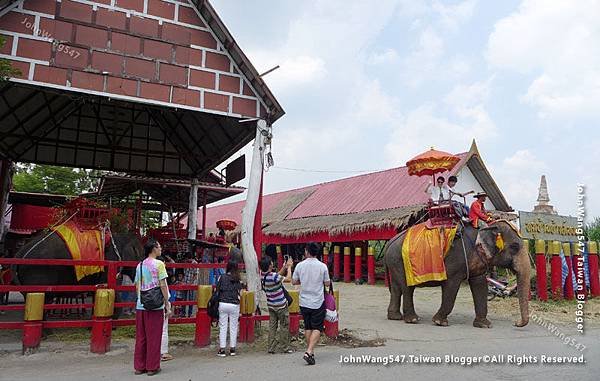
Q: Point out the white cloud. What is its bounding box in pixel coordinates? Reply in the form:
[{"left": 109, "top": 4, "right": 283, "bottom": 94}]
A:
[
  {"left": 486, "top": 0, "right": 600, "bottom": 119},
  {"left": 490, "top": 149, "right": 548, "bottom": 212},
  {"left": 367, "top": 48, "right": 400, "bottom": 65},
  {"left": 432, "top": 0, "right": 478, "bottom": 32}
]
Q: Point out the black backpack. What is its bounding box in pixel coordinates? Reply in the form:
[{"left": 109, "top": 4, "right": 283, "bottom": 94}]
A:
[{"left": 207, "top": 277, "right": 221, "bottom": 321}]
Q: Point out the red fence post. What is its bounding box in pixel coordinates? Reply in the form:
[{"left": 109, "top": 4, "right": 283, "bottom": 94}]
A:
[
  {"left": 107, "top": 262, "right": 117, "bottom": 290},
  {"left": 194, "top": 286, "right": 212, "bottom": 347},
  {"left": 90, "top": 289, "right": 114, "bottom": 354},
  {"left": 563, "top": 243, "right": 574, "bottom": 300},
  {"left": 22, "top": 293, "right": 44, "bottom": 354},
  {"left": 238, "top": 291, "right": 255, "bottom": 343},
  {"left": 550, "top": 241, "right": 562, "bottom": 300},
  {"left": 354, "top": 247, "right": 362, "bottom": 283},
  {"left": 367, "top": 247, "right": 375, "bottom": 285},
  {"left": 322, "top": 246, "right": 329, "bottom": 270},
  {"left": 535, "top": 240, "right": 547, "bottom": 301},
  {"left": 333, "top": 246, "right": 341, "bottom": 281},
  {"left": 343, "top": 247, "right": 351, "bottom": 283},
  {"left": 573, "top": 243, "right": 587, "bottom": 300},
  {"left": 288, "top": 290, "right": 300, "bottom": 336},
  {"left": 589, "top": 242, "right": 600, "bottom": 297}
]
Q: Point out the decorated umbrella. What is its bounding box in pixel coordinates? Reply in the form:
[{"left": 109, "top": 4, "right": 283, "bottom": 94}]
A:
[{"left": 406, "top": 147, "right": 460, "bottom": 184}]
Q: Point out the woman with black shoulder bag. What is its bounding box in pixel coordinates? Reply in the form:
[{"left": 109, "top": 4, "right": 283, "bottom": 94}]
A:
[{"left": 134, "top": 239, "right": 171, "bottom": 376}]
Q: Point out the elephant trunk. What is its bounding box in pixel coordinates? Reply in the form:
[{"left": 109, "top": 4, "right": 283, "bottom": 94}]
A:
[{"left": 514, "top": 247, "right": 531, "bottom": 327}]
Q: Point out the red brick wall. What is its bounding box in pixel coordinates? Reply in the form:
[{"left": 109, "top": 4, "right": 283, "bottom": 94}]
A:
[{"left": 0, "top": 0, "right": 262, "bottom": 118}]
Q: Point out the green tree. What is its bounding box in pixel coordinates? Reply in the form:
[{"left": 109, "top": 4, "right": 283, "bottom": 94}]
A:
[
  {"left": 0, "top": 35, "right": 21, "bottom": 80},
  {"left": 585, "top": 217, "right": 600, "bottom": 241},
  {"left": 13, "top": 164, "right": 102, "bottom": 195}
]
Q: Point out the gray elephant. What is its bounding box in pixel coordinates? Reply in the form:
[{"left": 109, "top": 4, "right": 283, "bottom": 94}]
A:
[
  {"left": 13, "top": 232, "right": 142, "bottom": 287},
  {"left": 383, "top": 220, "right": 530, "bottom": 328}
]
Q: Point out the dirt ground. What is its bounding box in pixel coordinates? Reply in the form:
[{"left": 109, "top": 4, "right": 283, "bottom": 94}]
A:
[{"left": 1, "top": 283, "right": 599, "bottom": 380}]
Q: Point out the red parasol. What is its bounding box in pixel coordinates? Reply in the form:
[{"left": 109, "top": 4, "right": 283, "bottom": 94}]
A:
[{"left": 406, "top": 147, "right": 460, "bottom": 183}]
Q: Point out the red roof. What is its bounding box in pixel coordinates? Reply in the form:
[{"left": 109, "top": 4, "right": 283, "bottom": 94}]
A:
[{"left": 193, "top": 152, "right": 470, "bottom": 231}]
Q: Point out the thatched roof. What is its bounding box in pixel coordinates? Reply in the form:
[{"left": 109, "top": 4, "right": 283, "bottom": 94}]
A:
[{"left": 262, "top": 204, "right": 426, "bottom": 238}]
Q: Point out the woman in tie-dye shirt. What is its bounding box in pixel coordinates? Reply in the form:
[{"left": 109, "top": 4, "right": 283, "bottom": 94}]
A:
[{"left": 133, "top": 239, "right": 170, "bottom": 376}]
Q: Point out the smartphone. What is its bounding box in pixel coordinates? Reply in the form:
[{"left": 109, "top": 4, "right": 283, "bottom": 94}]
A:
[{"left": 284, "top": 255, "right": 289, "bottom": 262}]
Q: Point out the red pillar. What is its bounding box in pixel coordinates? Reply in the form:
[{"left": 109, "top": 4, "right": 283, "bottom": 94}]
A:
[
  {"left": 343, "top": 247, "right": 351, "bottom": 283},
  {"left": 573, "top": 245, "right": 586, "bottom": 300},
  {"left": 354, "top": 247, "right": 362, "bottom": 283},
  {"left": 550, "top": 241, "right": 562, "bottom": 300},
  {"left": 194, "top": 309, "right": 211, "bottom": 347},
  {"left": 289, "top": 313, "right": 300, "bottom": 336},
  {"left": 90, "top": 318, "right": 112, "bottom": 354},
  {"left": 367, "top": 247, "right": 376, "bottom": 285},
  {"left": 588, "top": 242, "right": 600, "bottom": 297},
  {"left": 333, "top": 246, "right": 341, "bottom": 281},
  {"left": 322, "top": 246, "right": 329, "bottom": 269},
  {"left": 534, "top": 240, "right": 547, "bottom": 301},
  {"left": 276, "top": 245, "right": 283, "bottom": 269},
  {"left": 563, "top": 243, "right": 574, "bottom": 300}
]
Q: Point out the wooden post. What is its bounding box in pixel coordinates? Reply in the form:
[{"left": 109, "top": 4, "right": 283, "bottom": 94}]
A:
[
  {"left": 550, "top": 241, "right": 562, "bottom": 300},
  {"left": 201, "top": 190, "right": 207, "bottom": 240},
  {"left": 535, "top": 240, "right": 547, "bottom": 301},
  {"left": 367, "top": 247, "right": 376, "bottom": 285},
  {"left": 588, "top": 242, "right": 600, "bottom": 297},
  {"left": 23, "top": 293, "right": 44, "bottom": 354},
  {"left": 343, "top": 247, "right": 351, "bottom": 283},
  {"left": 241, "top": 120, "right": 268, "bottom": 297},
  {"left": 90, "top": 289, "right": 115, "bottom": 354},
  {"left": 194, "top": 285, "right": 212, "bottom": 347},
  {"left": 354, "top": 247, "right": 362, "bottom": 283},
  {"left": 188, "top": 178, "right": 199, "bottom": 240},
  {"left": 0, "top": 160, "right": 12, "bottom": 244},
  {"left": 333, "top": 246, "right": 341, "bottom": 281},
  {"left": 563, "top": 242, "right": 574, "bottom": 300}
]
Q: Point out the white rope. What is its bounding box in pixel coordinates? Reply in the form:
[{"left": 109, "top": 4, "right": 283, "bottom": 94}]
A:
[
  {"left": 105, "top": 222, "right": 122, "bottom": 262},
  {"left": 21, "top": 210, "right": 79, "bottom": 259}
]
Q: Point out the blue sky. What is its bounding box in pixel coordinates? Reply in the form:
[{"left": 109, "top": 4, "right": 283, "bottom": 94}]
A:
[{"left": 211, "top": 0, "right": 598, "bottom": 219}]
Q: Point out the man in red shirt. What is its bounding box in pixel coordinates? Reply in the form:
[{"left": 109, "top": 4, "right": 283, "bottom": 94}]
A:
[{"left": 469, "top": 192, "right": 492, "bottom": 228}]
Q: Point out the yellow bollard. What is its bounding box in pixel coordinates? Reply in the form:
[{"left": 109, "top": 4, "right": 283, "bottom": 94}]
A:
[
  {"left": 24, "top": 293, "right": 44, "bottom": 322},
  {"left": 240, "top": 290, "right": 255, "bottom": 315},
  {"left": 93, "top": 289, "right": 115, "bottom": 318},
  {"left": 287, "top": 289, "right": 300, "bottom": 314},
  {"left": 535, "top": 239, "right": 545, "bottom": 255},
  {"left": 196, "top": 285, "right": 212, "bottom": 309},
  {"left": 562, "top": 242, "right": 571, "bottom": 257},
  {"left": 23, "top": 293, "right": 44, "bottom": 354},
  {"left": 333, "top": 289, "right": 340, "bottom": 312}
]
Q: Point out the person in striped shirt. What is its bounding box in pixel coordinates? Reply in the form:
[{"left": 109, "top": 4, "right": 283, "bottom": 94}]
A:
[{"left": 260, "top": 255, "right": 294, "bottom": 354}]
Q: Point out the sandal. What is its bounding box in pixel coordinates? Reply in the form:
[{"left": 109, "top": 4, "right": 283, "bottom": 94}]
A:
[
  {"left": 161, "top": 353, "right": 174, "bottom": 361},
  {"left": 303, "top": 352, "right": 315, "bottom": 365}
]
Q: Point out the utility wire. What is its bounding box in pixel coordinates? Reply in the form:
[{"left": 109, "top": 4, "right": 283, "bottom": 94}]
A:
[{"left": 271, "top": 166, "right": 386, "bottom": 174}]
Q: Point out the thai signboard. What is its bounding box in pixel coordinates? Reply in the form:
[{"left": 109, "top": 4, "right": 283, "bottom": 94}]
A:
[{"left": 518, "top": 211, "right": 578, "bottom": 242}]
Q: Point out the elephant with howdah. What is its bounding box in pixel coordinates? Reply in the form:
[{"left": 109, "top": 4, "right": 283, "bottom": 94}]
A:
[
  {"left": 12, "top": 231, "right": 143, "bottom": 319},
  {"left": 383, "top": 220, "right": 530, "bottom": 328}
]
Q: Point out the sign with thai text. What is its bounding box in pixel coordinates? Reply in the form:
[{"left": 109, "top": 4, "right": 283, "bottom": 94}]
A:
[{"left": 518, "top": 211, "right": 578, "bottom": 242}]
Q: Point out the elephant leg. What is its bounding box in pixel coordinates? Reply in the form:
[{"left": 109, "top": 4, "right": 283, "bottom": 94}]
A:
[
  {"left": 469, "top": 274, "right": 492, "bottom": 328},
  {"left": 432, "top": 278, "right": 462, "bottom": 326},
  {"left": 387, "top": 273, "right": 403, "bottom": 320},
  {"left": 402, "top": 286, "right": 419, "bottom": 323}
]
